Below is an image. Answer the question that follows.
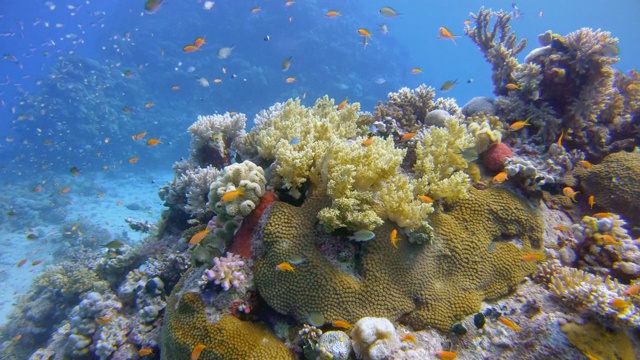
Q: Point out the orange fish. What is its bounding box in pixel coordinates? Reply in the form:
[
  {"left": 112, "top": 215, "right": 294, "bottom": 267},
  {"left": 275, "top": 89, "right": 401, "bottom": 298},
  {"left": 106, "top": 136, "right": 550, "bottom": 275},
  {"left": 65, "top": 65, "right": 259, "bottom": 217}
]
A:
[
  {"left": 144, "top": 102, "right": 154, "bottom": 108},
  {"left": 436, "top": 26, "right": 459, "bottom": 44},
  {"left": 17, "top": 258, "right": 28, "bottom": 267},
  {"left": 505, "top": 83, "right": 520, "bottom": 90},
  {"left": 31, "top": 259, "right": 43, "bottom": 266},
  {"left": 285, "top": 1, "right": 295, "bottom": 6},
  {"left": 194, "top": 37, "right": 206, "bottom": 47},
  {"left": 34, "top": 185, "right": 42, "bottom": 192},
  {"left": 588, "top": 195, "right": 595, "bottom": 209},
  {"left": 189, "top": 229, "right": 210, "bottom": 245},
  {"left": 521, "top": 253, "right": 545, "bottom": 262},
  {"left": 59, "top": 186, "right": 71, "bottom": 194},
  {"left": 401, "top": 333, "right": 417, "bottom": 344},
  {"left": 276, "top": 261, "right": 295, "bottom": 272},
  {"left": 390, "top": 229, "right": 400, "bottom": 248},
  {"left": 251, "top": 7, "right": 261, "bottom": 13},
  {"left": 601, "top": 234, "right": 622, "bottom": 246},
  {"left": 562, "top": 187, "right": 579, "bottom": 202},
  {"left": 116, "top": 201, "right": 124, "bottom": 206},
  {"left": 285, "top": 77, "right": 296, "bottom": 83},
  {"left": 417, "top": 195, "right": 433, "bottom": 204},
  {"left": 325, "top": 10, "right": 341, "bottom": 18},
  {"left": 171, "top": 85, "right": 180, "bottom": 90},
  {"left": 435, "top": 351, "right": 457, "bottom": 360},
  {"left": 213, "top": 79, "right": 222, "bottom": 83},
  {"left": 492, "top": 171, "right": 508, "bottom": 183},
  {"left": 331, "top": 320, "right": 353, "bottom": 329},
  {"left": 183, "top": 44, "right": 200, "bottom": 53},
  {"left": 498, "top": 316, "right": 521, "bottom": 332},
  {"left": 609, "top": 298, "right": 631, "bottom": 310},
  {"left": 593, "top": 212, "right": 613, "bottom": 219},
  {"left": 139, "top": 348, "right": 154, "bottom": 356},
  {"left": 400, "top": 133, "right": 417, "bottom": 141},
  {"left": 625, "top": 284, "right": 640, "bottom": 296},
  {"left": 579, "top": 160, "right": 592, "bottom": 169},
  {"left": 191, "top": 344, "right": 206, "bottom": 360},
  {"left": 411, "top": 68, "right": 423, "bottom": 74},
  {"left": 221, "top": 189, "right": 244, "bottom": 201},
  {"left": 337, "top": 97, "right": 348, "bottom": 110},
  {"left": 553, "top": 225, "right": 569, "bottom": 231},
  {"left": 11, "top": 334, "right": 22, "bottom": 342},
  {"left": 361, "top": 136, "right": 374, "bottom": 147},
  {"left": 95, "top": 316, "right": 111, "bottom": 325},
  {"left": 128, "top": 157, "right": 139, "bottom": 163},
  {"left": 132, "top": 131, "right": 148, "bottom": 140},
  {"left": 508, "top": 118, "right": 531, "bottom": 131},
  {"left": 97, "top": 193, "right": 105, "bottom": 198},
  {"left": 104, "top": 137, "right": 111, "bottom": 143},
  {"left": 357, "top": 28, "right": 372, "bottom": 38},
  {"left": 146, "top": 138, "right": 161, "bottom": 146},
  {"left": 557, "top": 130, "right": 564, "bottom": 148}
]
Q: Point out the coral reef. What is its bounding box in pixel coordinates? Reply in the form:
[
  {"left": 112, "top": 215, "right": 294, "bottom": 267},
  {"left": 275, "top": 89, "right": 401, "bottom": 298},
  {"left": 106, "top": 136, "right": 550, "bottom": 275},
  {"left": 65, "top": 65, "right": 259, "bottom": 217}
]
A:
[
  {"left": 461, "top": 96, "right": 497, "bottom": 117},
  {"left": 351, "top": 317, "right": 401, "bottom": 360},
  {"left": 188, "top": 112, "right": 247, "bottom": 168},
  {"left": 253, "top": 186, "right": 544, "bottom": 331},
  {"left": 203, "top": 253, "right": 249, "bottom": 292},
  {"left": 209, "top": 160, "right": 266, "bottom": 220}
]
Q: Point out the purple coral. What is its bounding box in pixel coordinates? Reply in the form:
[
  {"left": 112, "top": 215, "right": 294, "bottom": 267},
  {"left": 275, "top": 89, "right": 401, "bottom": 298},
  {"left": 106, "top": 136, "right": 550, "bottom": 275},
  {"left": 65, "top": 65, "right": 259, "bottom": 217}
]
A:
[{"left": 205, "top": 253, "right": 247, "bottom": 291}]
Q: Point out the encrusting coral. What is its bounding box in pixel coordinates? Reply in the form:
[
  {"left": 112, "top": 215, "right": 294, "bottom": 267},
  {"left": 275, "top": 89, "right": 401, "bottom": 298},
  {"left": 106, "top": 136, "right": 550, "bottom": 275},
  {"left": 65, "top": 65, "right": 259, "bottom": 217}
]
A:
[{"left": 253, "top": 186, "right": 544, "bottom": 332}]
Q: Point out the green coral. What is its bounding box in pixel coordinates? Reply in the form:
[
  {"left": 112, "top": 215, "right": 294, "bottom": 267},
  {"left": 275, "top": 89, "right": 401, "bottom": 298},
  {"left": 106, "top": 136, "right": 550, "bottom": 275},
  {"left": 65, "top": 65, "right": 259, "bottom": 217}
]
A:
[
  {"left": 414, "top": 117, "right": 475, "bottom": 201},
  {"left": 253, "top": 186, "right": 543, "bottom": 331}
]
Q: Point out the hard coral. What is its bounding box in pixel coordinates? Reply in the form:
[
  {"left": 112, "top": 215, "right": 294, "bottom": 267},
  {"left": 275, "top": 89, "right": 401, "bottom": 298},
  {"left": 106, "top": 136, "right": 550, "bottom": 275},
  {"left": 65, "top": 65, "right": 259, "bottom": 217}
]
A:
[
  {"left": 209, "top": 160, "right": 266, "bottom": 220},
  {"left": 204, "top": 253, "right": 248, "bottom": 292},
  {"left": 252, "top": 187, "right": 543, "bottom": 331},
  {"left": 188, "top": 112, "right": 246, "bottom": 168}
]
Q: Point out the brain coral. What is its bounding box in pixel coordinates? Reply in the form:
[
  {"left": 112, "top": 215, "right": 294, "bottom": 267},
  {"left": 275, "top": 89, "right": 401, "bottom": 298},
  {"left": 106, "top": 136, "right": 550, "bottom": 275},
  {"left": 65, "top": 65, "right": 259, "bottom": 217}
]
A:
[
  {"left": 161, "top": 269, "right": 294, "bottom": 360},
  {"left": 253, "top": 186, "right": 543, "bottom": 331},
  {"left": 578, "top": 151, "right": 640, "bottom": 226}
]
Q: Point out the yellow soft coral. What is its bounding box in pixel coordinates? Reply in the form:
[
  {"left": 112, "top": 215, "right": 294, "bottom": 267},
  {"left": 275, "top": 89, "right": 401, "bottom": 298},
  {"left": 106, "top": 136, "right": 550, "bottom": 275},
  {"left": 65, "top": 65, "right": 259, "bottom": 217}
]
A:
[{"left": 414, "top": 117, "right": 475, "bottom": 201}]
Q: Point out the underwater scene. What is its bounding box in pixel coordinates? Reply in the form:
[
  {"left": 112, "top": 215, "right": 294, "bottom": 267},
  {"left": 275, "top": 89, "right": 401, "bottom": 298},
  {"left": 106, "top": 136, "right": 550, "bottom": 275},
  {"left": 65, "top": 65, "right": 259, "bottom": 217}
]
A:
[{"left": 0, "top": 0, "right": 639, "bottom": 359}]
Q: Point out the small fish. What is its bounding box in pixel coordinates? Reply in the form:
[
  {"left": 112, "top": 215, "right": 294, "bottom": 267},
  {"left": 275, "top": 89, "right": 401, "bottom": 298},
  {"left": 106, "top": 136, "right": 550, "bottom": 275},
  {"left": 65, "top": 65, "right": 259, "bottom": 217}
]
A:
[
  {"left": 285, "top": 1, "right": 295, "bottom": 6},
  {"left": 579, "top": 160, "right": 592, "bottom": 169},
  {"left": 348, "top": 230, "right": 375, "bottom": 242},
  {"left": 337, "top": 97, "right": 348, "bottom": 110},
  {"left": 11, "top": 334, "right": 22, "bottom": 342},
  {"left": 59, "top": 186, "right": 71, "bottom": 194},
  {"left": 521, "top": 253, "right": 545, "bottom": 262},
  {"left": 145, "top": 102, "right": 154, "bottom": 108},
  {"left": 390, "top": 229, "right": 400, "bottom": 248},
  {"left": 609, "top": 298, "right": 631, "bottom": 310},
  {"left": 70, "top": 167, "right": 80, "bottom": 176},
  {"left": 400, "top": 132, "right": 417, "bottom": 141},
  {"left": 132, "top": 131, "right": 147, "bottom": 140},
  {"left": 557, "top": 130, "right": 564, "bottom": 148},
  {"left": 221, "top": 189, "right": 244, "bottom": 201},
  {"left": 139, "top": 348, "right": 154, "bottom": 356},
  {"left": 593, "top": 212, "right": 614, "bottom": 219},
  {"left": 217, "top": 45, "right": 234, "bottom": 59},
  {"left": 498, "top": 316, "right": 521, "bottom": 332},
  {"left": 357, "top": 28, "right": 372, "bottom": 38},
  {"left": 17, "top": 258, "right": 28, "bottom": 268},
  {"left": 95, "top": 316, "right": 111, "bottom": 325},
  {"left": 435, "top": 351, "right": 457, "bottom": 360},
  {"left": 276, "top": 261, "right": 295, "bottom": 272},
  {"left": 562, "top": 187, "right": 579, "bottom": 202},
  {"left": 194, "top": 37, "right": 206, "bottom": 47},
  {"left": 282, "top": 56, "right": 292, "bottom": 72},
  {"left": 146, "top": 138, "right": 161, "bottom": 146},
  {"left": 492, "top": 171, "right": 508, "bottom": 183},
  {"left": 325, "top": 10, "right": 341, "bottom": 18},
  {"left": 191, "top": 344, "right": 206, "bottom": 360},
  {"left": 26, "top": 234, "right": 37, "bottom": 240},
  {"left": 467, "top": 78, "right": 474, "bottom": 83},
  {"left": 436, "top": 27, "right": 459, "bottom": 44},
  {"left": 588, "top": 195, "right": 595, "bottom": 209},
  {"left": 411, "top": 67, "right": 422, "bottom": 74},
  {"left": 144, "top": 0, "right": 163, "bottom": 14},
  {"left": 172, "top": 85, "right": 180, "bottom": 90},
  {"left": 33, "top": 186, "right": 42, "bottom": 192},
  {"left": 440, "top": 79, "right": 457, "bottom": 92},
  {"left": 600, "top": 234, "right": 622, "bottom": 246},
  {"left": 602, "top": 43, "right": 620, "bottom": 57},
  {"left": 123, "top": 70, "right": 133, "bottom": 77},
  {"left": 102, "top": 240, "right": 125, "bottom": 249},
  {"left": 361, "top": 136, "right": 374, "bottom": 147},
  {"left": 285, "top": 77, "right": 296, "bottom": 83},
  {"left": 128, "top": 157, "right": 140, "bottom": 163},
  {"left": 290, "top": 137, "right": 300, "bottom": 145},
  {"left": 508, "top": 118, "right": 531, "bottom": 131},
  {"left": 459, "top": 148, "right": 478, "bottom": 161},
  {"left": 417, "top": 195, "right": 434, "bottom": 204},
  {"left": 188, "top": 229, "right": 210, "bottom": 245},
  {"left": 197, "top": 77, "right": 210, "bottom": 87},
  {"left": 331, "top": 320, "right": 353, "bottom": 329},
  {"left": 97, "top": 193, "right": 105, "bottom": 198},
  {"left": 379, "top": 6, "right": 400, "bottom": 17},
  {"left": 183, "top": 44, "right": 200, "bottom": 53},
  {"left": 625, "top": 284, "right": 640, "bottom": 296},
  {"left": 379, "top": 24, "right": 388, "bottom": 34},
  {"left": 123, "top": 106, "right": 132, "bottom": 113},
  {"left": 553, "top": 225, "right": 569, "bottom": 231},
  {"left": 264, "top": 35, "right": 270, "bottom": 41},
  {"left": 505, "top": 83, "right": 520, "bottom": 90},
  {"left": 6, "top": 210, "right": 17, "bottom": 216},
  {"left": 251, "top": 7, "right": 261, "bottom": 13},
  {"left": 401, "top": 333, "right": 417, "bottom": 344}
]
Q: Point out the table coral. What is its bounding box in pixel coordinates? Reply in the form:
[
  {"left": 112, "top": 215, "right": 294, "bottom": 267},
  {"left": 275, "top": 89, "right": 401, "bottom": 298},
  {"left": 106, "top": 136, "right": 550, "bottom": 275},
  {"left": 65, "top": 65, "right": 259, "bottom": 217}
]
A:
[
  {"left": 161, "top": 270, "right": 294, "bottom": 360},
  {"left": 253, "top": 186, "right": 543, "bottom": 331}
]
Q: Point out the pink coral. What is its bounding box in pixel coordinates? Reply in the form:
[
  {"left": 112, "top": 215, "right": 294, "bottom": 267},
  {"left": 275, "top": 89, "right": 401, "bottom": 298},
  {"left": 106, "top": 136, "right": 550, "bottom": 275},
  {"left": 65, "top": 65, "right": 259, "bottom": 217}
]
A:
[
  {"left": 482, "top": 142, "right": 513, "bottom": 171},
  {"left": 205, "top": 253, "right": 247, "bottom": 291}
]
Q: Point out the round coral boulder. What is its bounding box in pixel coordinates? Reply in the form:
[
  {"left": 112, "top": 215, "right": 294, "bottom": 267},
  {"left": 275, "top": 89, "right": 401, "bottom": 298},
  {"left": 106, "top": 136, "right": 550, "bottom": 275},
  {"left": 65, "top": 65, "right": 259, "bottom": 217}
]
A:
[{"left": 481, "top": 142, "right": 513, "bottom": 171}]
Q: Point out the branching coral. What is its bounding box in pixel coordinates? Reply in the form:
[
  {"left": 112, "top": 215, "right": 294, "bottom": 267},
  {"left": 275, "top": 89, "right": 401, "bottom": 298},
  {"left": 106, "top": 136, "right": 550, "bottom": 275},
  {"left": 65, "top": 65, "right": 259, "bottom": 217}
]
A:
[
  {"left": 188, "top": 112, "right": 247, "bottom": 168},
  {"left": 204, "top": 253, "right": 249, "bottom": 292}
]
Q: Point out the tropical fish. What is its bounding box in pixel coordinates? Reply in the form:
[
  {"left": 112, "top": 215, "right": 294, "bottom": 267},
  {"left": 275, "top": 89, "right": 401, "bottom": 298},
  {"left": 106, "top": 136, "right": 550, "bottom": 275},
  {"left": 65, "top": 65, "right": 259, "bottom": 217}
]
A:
[
  {"left": 183, "top": 45, "right": 200, "bottom": 53},
  {"left": 498, "top": 316, "right": 521, "bottom": 332},
  {"left": 508, "top": 118, "right": 531, "bottom": 131},
  {"left": 171, "top": 85, "right": 180, "bottom": 90},
  {"left": 592, "top": 212, "right": 613, "bottom": 219},
  {"left": 331, "top": 320, "right": 353, "bottom": 329},
  {"left": 70, "top": 167, "right": 80, "bottom": 176},
  {"left": 123, "top": 106, "right": 132, "bottom": 113},
  {"left": 146, "top": 138, "right": 161, "bottom": 146},
  {"left": 251, "top": 7, "right": 261, "bottom": 13},
  {"left": 588, "top": 195, "right": 595, "bottom": 209},
  {"left": 435, "top": 351, "right": 457, "bottom": 360},
  {"left": 282, "top": 56, "right": 292, "bottom": 72},
  {"left": 285, "top": 1, "right": 295, "bottom": 6},
  {"left": 34, "top": 185, "right": 42, "bottom": 192},
  {"left": 348, "top": 230, "right": 375, "bottom": 242},
  {"left": 197, "top": 77, "right": 210, "bottom": 87},
  {"left": 290, "top": 137, "right": 300, "bottom": 145},
  {"left": 492, "top": 171, "right": 508, "bottom": 183},
  {"left": 97, "top": 193, "right": 105, "bottom": 198},
  {"left": 221, "top": 189, "right": 244, "bottom": 201},
  {"left": 139, "top": 348, "right": 154, "bottom": 356},
  {"left": 357, "top": 28, "right": 372, "bottom": 38},
  {"left": 562, "top": 187, "right": 579, "bottom": 202},
  {"left": 379, "top": 24, "right": 388, "bottom": 34},
  {"left": 553, "top": 225, "right": 569, "bottom": 231},
  {"left": 505, "top": 83, "right": 520, "bottom": 90},
  {"left": 401, "top": 333, "right": 417, "bottom": 344},
  {"left": 325, "top": 10, "right": 341, "bottom": 18},
  {"left": 337, "top": 97, "right": 348, "bottom": 110},
  {"left": 379, "top": 6, "right": 400, "bottom": 17},
  {"left": 609, "top": 298, "right": 631, "bottom": 310},
  {"left": 400, "top": 132, "right": 417, "bottom": 141},
  {"left": 417, "top": 195, "right": 433, "bottom": 204},
  {"left": 144, "top": 0, "right": 163, "bottom": 14},
  {"left": 557, "top": 130, "right": 564, "bottom": 148},
  {"left": 285, "top": 77, "right": 296, "bottom": 83},
  {"left": 411, "top": 68, "right": 422, "bottom": 74},
  {"left": 276, "top": 261, "right": 295, "bottom": 272},
  {"left": 59, "top": 186, "right": 71, "bottom": 194},
  {"left": 128, "top": 157, "right": 140, "bottom": 163},
  {"left": 601, "top": 234, "right": 622, "bottom": 246},
  {"left": 440, "top": 79, "right": 457, "bottom": 91},
  {"left": 26, "top": 234, "right": 37, "bottom": 240},
  {"left": 217, "top": 45, "right": 234, "bottom": 59},
  {"left": 12, "top": 334, "right": 22, "bottom": 342},
  {"left": 436, "top": 27, "right": 459, "bottom": 44},
  {"left": 579, "top": 160, "right": 592, "bottom": 169},
  {"left": 17, "top": 258, "right": 28, "bottom": 268},
  {"left": 189, "top": 229, "right": 210, "bottom": 245},
  {"left": 102, "top": 240, "right": 125, "bottom": 249},
  {"left": 361, "top": 136, "right": 374, "bottom": 147},
  {"left": 132, "top": 131, "right": 147, "bottom": 140},
  {"left": 625, "top": 284, "right": 640, "bottom": 296},
  {"left": 191, "top": 344, "right": 206, "bottom": 360},
  {"left": 95, "top": 316, "right": 111, "bottom": 325},
  {"left": 123, "top": 70, "right": 133, "bottom": 77},
  {"left": 521, "top": 253, "right": 545, "bottom": 262},
  {"left": 390, "top": 229, "right": 400, "bottom": 248},
  {"left": 145, "top": 102, "right": 154, "bottom": 108},
  {"left": 194, "top": 37, "right": 206, "bottom": 47}
]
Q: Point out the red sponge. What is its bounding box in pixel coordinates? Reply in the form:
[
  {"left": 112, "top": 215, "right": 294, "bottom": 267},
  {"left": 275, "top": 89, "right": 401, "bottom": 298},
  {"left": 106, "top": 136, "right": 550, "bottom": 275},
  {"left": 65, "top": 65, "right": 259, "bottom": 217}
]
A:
[{"left": 481, "top": 142, "right": 513, "bottom": 171}]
